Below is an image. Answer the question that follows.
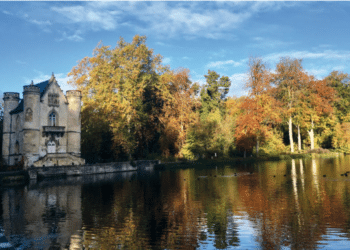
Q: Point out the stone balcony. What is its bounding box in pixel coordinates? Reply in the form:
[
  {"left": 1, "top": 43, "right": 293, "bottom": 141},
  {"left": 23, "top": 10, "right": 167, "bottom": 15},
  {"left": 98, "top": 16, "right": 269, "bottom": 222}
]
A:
[{"left": 42, "top": 126, "right": 65, "bottom": 137}]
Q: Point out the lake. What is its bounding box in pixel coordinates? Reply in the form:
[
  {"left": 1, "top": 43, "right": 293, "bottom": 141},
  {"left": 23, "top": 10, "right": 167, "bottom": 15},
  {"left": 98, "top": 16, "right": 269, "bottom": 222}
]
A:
[{"left": 1, "top": 155, "right": 350, "bottom": 249}]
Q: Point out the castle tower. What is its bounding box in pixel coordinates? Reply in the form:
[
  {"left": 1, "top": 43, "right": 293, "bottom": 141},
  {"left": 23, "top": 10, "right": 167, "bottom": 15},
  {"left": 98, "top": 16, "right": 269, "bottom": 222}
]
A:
[
  {"left": 22, "top": 82, "right": 41, "bottom": 167},
  {"left": 2, "top": 92, "right": 20, "bottom": 165},
  {"left": 66, "top": 90, "right": 82, "bottom": 157}
]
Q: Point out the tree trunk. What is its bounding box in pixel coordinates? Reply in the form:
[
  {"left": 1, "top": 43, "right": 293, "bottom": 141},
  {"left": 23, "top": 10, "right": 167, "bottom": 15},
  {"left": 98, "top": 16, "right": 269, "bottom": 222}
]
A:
[
  {"left": 308, "top": 119, "right": 315, "bottom": 150},
  {"left": 289, "top": 116, "right": 294, "bottom": 153},
  {"left": 297, "top": 124, "right": 301, "bottom": 152},
  {"left": 256, "top": 138, "right": 259, "bottom": 157}
]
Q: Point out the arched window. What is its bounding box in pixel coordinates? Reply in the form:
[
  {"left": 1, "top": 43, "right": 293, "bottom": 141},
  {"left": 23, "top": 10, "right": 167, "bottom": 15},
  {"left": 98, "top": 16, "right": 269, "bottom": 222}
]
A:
[
  {"left": 49, "top": 112, "right": 56, "bottom": 126},
  {"left": 47, "top": 141, "right": 56, "bottom": 153}
]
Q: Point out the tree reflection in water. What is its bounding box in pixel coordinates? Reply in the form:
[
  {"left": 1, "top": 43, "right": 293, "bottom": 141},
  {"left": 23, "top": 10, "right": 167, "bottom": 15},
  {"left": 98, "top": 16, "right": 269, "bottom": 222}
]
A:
[{"left": 1, "top": 157, "right": 350, "bottom": 249}]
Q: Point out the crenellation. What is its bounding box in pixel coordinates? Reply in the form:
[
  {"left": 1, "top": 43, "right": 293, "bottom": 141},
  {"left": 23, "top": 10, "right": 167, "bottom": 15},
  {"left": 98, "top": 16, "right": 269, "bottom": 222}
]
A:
[
  {"left": 23, "top": 85, "right": 40, "bottom": 95},
  {"left": 66, "top": 90, "right": 82, "bottom": 98},
  {"left": 3, "top": 92, "right": 20, "bottom": 101}
]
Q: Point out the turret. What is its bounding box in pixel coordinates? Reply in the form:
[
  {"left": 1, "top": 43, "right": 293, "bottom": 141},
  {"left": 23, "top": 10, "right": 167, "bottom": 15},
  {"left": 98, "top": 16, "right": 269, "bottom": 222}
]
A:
[
  {"left": 22, "top": 81, "right": 40, "bottom": 161},
  {"left": 66, "top": 90, "right": 82, "bottom": 156},
  {"left": 2, "top": 92, "right": 20, "bottom": 165}
]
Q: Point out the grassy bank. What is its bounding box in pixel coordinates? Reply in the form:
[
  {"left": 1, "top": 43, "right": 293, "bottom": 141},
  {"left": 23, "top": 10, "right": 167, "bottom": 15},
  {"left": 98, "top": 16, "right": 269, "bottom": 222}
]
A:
[{"left": 155, "top": 150, "right": 345, "bottom": 169}]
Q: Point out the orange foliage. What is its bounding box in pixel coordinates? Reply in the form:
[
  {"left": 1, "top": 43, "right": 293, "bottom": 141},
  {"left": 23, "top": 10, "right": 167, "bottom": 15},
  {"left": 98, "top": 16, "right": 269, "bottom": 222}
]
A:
[
  {"left": 158, "top": 68, "right": 200, "bottom": 157},
  {"left": 235, "top": 58, "right": 282, "bottom": 154}
]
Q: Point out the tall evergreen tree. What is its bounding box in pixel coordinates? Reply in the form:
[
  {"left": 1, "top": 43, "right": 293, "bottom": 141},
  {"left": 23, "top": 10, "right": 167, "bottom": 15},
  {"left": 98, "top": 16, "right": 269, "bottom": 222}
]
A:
[{"left": 200, "top": 70, "right": 231, "bottom": 119}]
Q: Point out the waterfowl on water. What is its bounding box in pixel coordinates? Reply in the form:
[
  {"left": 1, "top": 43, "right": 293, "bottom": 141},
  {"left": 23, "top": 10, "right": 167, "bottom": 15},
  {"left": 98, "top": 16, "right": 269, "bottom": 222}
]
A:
[{"left": 323, "top": 175, "right": 326, "bottom": 177}]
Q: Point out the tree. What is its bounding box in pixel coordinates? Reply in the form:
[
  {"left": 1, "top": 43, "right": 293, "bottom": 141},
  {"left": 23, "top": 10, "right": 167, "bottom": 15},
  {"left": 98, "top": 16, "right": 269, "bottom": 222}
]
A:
[
  {"left": 235, "top": 58, "right": 281, "bottom": 157},
  {"left": 332, "top": 122, "right": 350, "bottom": 152},
  {"left": 69, "top": 35, "right": 167, "bottom": 159},
  {"left": 300, "top": 77, "right": 336, "bottom": 150},
  {"left": 200, "top": 70, "right": 231, "bottom": 119},
  {"left": 325, "top": 71, "right": 350, "bottom": 123},
  {"left": 273, "top": 58, "right": 307, "bottom": 153},
  {"left": 157, "top": 68, "right": 200, "bottom": 157}
]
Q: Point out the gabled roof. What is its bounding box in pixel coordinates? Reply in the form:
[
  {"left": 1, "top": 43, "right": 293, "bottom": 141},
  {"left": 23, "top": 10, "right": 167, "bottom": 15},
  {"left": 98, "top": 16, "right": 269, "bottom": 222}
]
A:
[
  {"left": 9, "top": 99, "right": 23, "bottom": 115},
  {"left": 36, "top": 73, "right": 60, "bottom": 97},
  {"left": 9, "top": 73, "right": 62, "bottom": 115},
  {"left": 35, "top": 80, "right": 50, "bottom": 97}
]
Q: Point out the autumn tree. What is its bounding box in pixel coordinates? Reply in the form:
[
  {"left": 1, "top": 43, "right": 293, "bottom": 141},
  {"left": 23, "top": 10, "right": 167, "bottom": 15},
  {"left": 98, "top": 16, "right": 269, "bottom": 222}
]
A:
[
  {"left": 300, "top": 77, "right": 336, "bottom": 150},
  {"left": 332, "top": 122, "right": 350, "bottom": 152},
  {"left": 157, "top": 68, "right": 200, "bottom": 157},
  {"left": 235, "top": 58, "right": 281, "bottom": 157},
  {"left": 273, "top": 58, "right": 307, "bottom": 153},
  {"left": 69, "top": 35, "right": 167, "bottom": 159},
  {"left": 324, "top": 71, "right": 350, "bottom": 151},
  {"left": 325, "top": 71, "right": 350, "bottom": 123}
]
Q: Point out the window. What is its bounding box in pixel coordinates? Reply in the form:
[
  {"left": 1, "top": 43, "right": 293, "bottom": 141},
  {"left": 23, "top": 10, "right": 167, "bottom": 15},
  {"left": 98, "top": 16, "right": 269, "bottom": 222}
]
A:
[
  {"left": 25, "top": 108, "right": 33, "bottom": 122},
  {"left": 15, "top": 115, "right": 20, "bottom": 131},
  {"left": 15, "top": 141, "right": 19, "bottom": 154},
  {"left": 47, "top": 141, "right": 56, "bottom": 154},
  {"left": 49, "top": 112, "right": 56, "bottom": 126},
  {"left": 48, "top": 93, "right": 59, "bottom": 107}
]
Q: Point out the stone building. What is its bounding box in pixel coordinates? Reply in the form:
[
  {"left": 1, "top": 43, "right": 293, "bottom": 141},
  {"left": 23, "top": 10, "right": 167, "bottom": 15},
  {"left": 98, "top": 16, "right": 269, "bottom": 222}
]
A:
[{"left": 2, "top": 73, "right": 85, "bottom": 168}]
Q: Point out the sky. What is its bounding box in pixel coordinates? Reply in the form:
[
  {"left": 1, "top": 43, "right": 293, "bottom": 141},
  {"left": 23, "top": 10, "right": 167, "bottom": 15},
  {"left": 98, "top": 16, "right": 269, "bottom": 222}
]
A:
[{"left": 1, "top": 1, "right": 350, "bottom": 99}]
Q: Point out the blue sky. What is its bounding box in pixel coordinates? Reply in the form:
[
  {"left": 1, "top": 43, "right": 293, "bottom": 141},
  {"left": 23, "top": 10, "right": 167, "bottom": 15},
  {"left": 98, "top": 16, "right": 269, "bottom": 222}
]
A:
[{"left": 1, "top": 1, "right": 350, "bottom": 99}]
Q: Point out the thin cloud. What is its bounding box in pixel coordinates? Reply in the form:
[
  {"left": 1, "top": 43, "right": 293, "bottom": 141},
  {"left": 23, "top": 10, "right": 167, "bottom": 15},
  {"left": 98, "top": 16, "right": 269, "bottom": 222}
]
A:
[
  {"left": 207, "top": 60, "right": 242, "bottom": 69},
  {"left": 249, "top": 37, "right": 295, "bottom": 49},
  {"left": 57, "top": 31, "right": 84, "bottom": 42},
  {"left": 29, "top": 19, "right": 51, "bottom": 26},
  {"left": 163, "top": 57, "right": 171, "bottom": 65},
  {"left": 228, "top": 73, "right": 248, "bottom": 97},
  {"left": 17, "top": 2, "right": 299, "bottom": 41},
  {"left": 51, "top": 5, "right": 118, "bottom": 31},
  {"left": 24, "top": 72, "right": 74, "bottom": 94},
  {"left": 264, "top": 50, "right": 350, "bottom": 62},
  {"left": 2, "top": 10, "right": 13, "bottom": 15},
  {"left": 16, "top": 60, "right": 27, "bottom": 65}
]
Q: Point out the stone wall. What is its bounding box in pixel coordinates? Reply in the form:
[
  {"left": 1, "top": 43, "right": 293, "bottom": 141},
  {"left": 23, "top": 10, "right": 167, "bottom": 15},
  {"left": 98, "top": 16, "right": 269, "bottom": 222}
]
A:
[{"left": 27, "top": 160, "right": 160, "bottom": 180}]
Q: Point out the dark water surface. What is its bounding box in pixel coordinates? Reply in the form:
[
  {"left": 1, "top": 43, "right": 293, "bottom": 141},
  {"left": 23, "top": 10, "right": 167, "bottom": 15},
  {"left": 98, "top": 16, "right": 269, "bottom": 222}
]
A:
[{"left": 2, "top": 156, "right": 350, "bottom": 249}]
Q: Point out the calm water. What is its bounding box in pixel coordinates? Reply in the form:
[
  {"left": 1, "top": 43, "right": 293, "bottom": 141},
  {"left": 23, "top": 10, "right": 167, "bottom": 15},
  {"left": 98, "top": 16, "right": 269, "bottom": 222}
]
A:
[{"left": 1, "top": 156, "right": 350, "bottom": 249}]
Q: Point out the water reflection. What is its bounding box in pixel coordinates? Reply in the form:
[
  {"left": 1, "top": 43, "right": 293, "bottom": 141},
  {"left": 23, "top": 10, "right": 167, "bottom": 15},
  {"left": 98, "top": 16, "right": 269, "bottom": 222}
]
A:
[{"left": 1, "top": 157, "right": 350, "bottom": 249}]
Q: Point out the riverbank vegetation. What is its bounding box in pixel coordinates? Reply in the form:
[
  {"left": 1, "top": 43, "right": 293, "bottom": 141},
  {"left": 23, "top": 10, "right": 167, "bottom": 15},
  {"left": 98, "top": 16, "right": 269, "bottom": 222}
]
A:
[{"left": 67, "top": 35, "right": 350, "bottom": 163}]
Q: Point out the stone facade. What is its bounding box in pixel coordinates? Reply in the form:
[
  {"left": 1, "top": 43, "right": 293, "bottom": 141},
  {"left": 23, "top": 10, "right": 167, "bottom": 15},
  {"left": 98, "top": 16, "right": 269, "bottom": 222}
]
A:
[{"left": 2, "top": 73, "right": 85, "bottom": 168}]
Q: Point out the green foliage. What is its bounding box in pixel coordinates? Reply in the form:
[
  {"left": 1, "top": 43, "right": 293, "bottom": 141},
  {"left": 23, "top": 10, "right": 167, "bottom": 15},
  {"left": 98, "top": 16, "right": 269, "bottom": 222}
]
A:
[
  {"left": 332, "top": 122, "right": 350, "bottom": 153},
  {"left": 325, "top": 71, "right": 350, "bottom": 123},
  {"left": 68, "top": 36, "right": 350, "bottom": 162},
  {"left": 259, "top": 129, "right": 286, "bottom": 156},
  {"left": 200, "top": 70, "right": 231, "bottom": 119},
  {"left": 181, "top": 105, "right": 236, "bottom": 160},
  {"left": 69, "top": 35, "right": 167, "bottom": 160}
]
